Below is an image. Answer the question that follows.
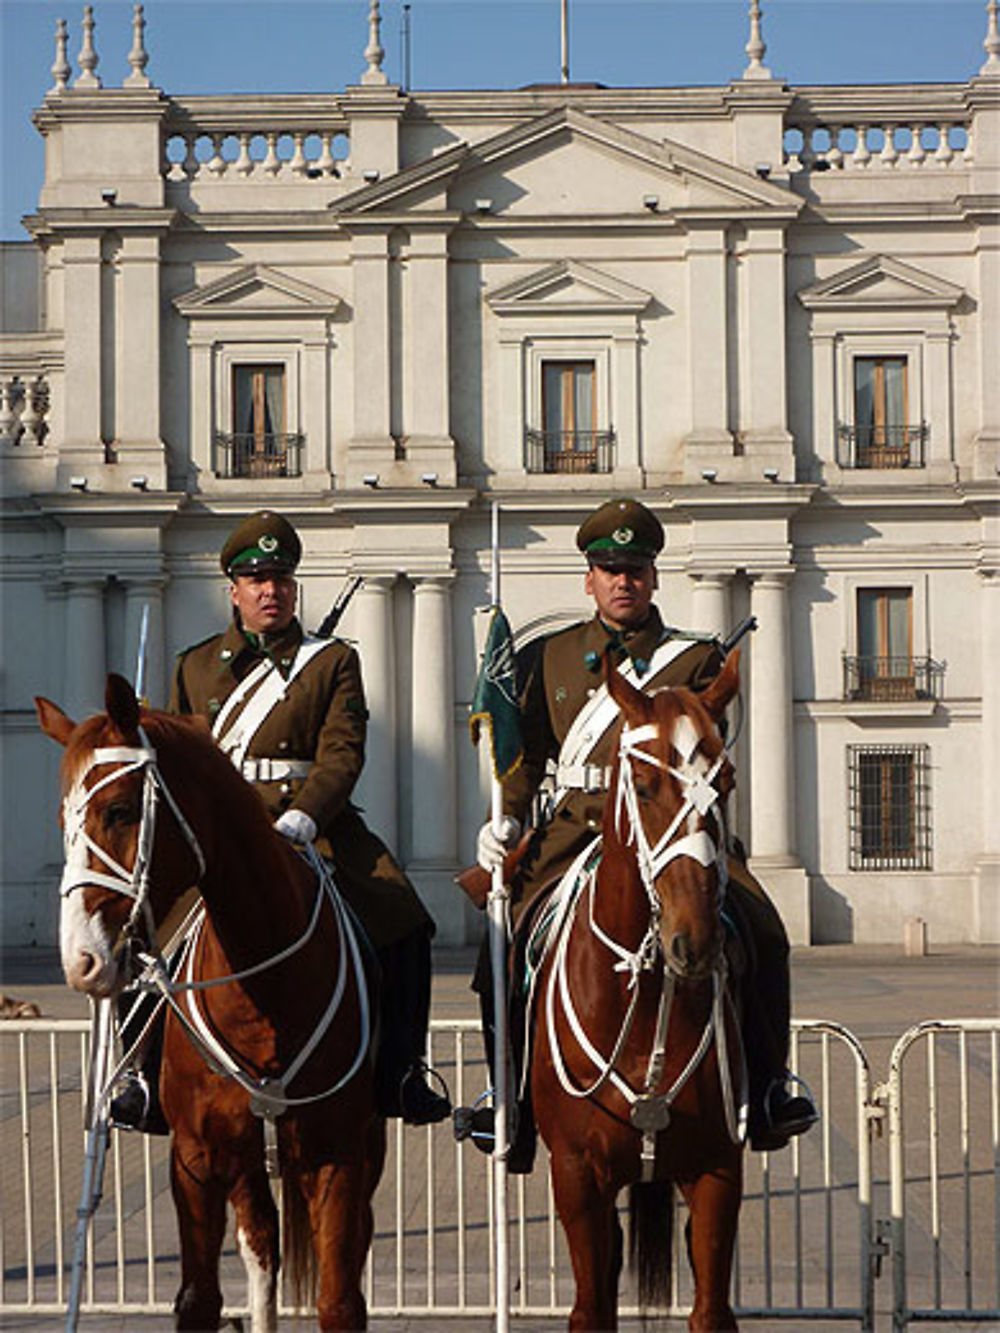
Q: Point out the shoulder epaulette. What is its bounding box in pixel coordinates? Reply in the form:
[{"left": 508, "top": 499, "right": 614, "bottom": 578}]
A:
[{"left": 176, "top": 631, "right": 221, "bottom": 660}]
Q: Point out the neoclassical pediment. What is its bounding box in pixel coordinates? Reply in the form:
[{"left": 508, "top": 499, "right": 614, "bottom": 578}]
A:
[
  {"left": 331, "top": 105, "right": 800, "bottom": 221},
  {"left": 798, "top": 255, "right": 965, "bottom": 311},
  {"left": 486, "top": 259, "right": 653, "bottom": 316},
  {"left": 173, "top": 264, "right": 342, "bottom": 318}
]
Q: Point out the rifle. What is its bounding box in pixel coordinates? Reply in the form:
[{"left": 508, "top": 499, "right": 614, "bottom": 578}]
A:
[
  {"left": 454, "top": 826, "right": 536, "bottom": 910},
  {"left": 314, "top": 574, "right": 363, "bottom": 639},
  {"left": 720, "top": 614, "right": 757, "bottom": 655}
]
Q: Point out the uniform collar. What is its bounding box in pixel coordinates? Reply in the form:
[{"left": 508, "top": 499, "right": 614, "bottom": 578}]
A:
[
  {"left": 590, "top": 607, "right": 666, "bottom": 674},
  {"left": 220, "top": 617, "right": 304, "bottom": 677}
]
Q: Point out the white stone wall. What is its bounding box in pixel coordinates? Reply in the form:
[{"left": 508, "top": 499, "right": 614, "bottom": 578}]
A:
[{"left": 2, "top": 8, "right": 998, "bottom": 949}]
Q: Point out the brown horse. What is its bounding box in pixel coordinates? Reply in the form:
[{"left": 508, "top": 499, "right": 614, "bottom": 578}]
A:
[
  {"left": 531, "top": 651, "right": 745, "bottom": 1332},
  {"left": 36, "top": 674, "right": 385, "bottom": 1332}
]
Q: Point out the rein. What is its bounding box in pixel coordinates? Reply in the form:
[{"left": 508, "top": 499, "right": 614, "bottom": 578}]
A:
[
  {"left": 543, "top": 709, "right": 747, "bottom": 1178},
  {"left": 62, "top": 737, "right": 372, "bottom": 1122}
]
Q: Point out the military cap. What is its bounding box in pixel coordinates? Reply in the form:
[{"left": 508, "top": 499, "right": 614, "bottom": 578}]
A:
[
  {"left": 576, "top": 498, "right": 664, "bottom": 568},
  {"left": 220, "top": 510, "right": 301, "bottom": 577}
]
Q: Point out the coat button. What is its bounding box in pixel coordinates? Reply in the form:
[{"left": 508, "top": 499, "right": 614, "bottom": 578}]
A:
[
  {"left": 280, "top": 782, "right": 291, "bottom": 795},
  {"left": 220, "top": 649, "right": 232, "bottom": 661},
  {"left": 278, "top": 739, "right": 289, "bottom": 751}
]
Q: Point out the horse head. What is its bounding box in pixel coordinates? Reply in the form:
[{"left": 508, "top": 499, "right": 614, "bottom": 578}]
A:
[
  {"left": 606, "top": 650, "right": 740, "bottom": 981},
  {"left": 35, "top": 675, "right": 205, "bottom": 998}
]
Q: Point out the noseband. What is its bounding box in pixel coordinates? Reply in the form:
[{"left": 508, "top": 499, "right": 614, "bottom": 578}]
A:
[{"left": 61, "top": 735, "right": 206, "bottom": 954}]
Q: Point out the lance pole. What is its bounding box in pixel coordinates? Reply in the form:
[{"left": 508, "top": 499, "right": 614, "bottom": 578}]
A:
[
  {"left": 487, "top": 500, "right": 510, "bottom": 1333},
  {"left": 65, "top": 996, "right": 114, "bottom": 1330}
]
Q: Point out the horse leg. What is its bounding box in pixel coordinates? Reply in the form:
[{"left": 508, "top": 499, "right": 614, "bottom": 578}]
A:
[
  {"left": 304, "top": 1161, "right": 374, "bottom": 1331},
  {"left": 230, "top": 1169, "right": 280, "bottom": 1333},
  {"left": 550, "top": 1155, "right": 622, "bottom": 1331},
  {"left": 169, "top": 1142, "right": 227, "bottom": 1331},
  {"left": 679, "top": 1166, "right": 742, "bottom": 1333}
]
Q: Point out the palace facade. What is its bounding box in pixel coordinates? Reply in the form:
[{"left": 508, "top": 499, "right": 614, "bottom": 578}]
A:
[{"left": 2, "top": 3, "right": 999, "bottom": 948}]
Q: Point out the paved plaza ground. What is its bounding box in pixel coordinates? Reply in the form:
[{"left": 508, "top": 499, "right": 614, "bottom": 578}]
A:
[{"left": 1, "top": 941, "right": 997, "bottom": 1331}]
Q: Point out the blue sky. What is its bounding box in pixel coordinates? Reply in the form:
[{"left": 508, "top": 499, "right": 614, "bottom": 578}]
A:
[{"left": 0, "top": 0, "right": 993, "bottom": 240}]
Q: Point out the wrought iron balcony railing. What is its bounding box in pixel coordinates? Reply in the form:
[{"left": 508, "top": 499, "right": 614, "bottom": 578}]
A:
[
  {"left": 214, "top": 432, "right": 304, "bottom": 479},
  {"left": 837, "top": 423, "right": 927, "bottom": 470},
  {"left": 842, "top": 654, "right": 945, "bottom": 702},
  {"left": 524, "top": 427, "right": 615, "bottom": 475}
]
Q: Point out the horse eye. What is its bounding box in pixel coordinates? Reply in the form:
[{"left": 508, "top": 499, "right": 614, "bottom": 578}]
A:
[
  {"left": 635, "top": 780, "right": 654, "bottom": 801},
  {"left": 104, "top": 801, "right": 137, "bottom": 829}
]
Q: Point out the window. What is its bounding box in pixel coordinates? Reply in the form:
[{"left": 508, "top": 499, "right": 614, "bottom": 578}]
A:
[
  {"left": 840, "top": 356, "right": 925, "bottom": 468},
  {"left": 843, "top": 587, "right": 944, "bottom": 701},
  {"left": 214, "top": 364, "right": 303, "bottom": 478},
  {"left": 848, "top": 744, "right": 931, "bottom": 870},
  {"left": 525, "top": 360, "right": 613, "bottom": 473}
]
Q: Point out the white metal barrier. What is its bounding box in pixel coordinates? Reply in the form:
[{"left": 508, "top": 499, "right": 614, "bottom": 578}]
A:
[{"left": 1, "top": 1017, "right": 997, "bottom": 1325}]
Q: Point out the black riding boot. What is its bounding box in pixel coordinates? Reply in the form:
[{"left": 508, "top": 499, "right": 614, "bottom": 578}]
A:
[
  {"left": 454, "top": 938, "right": 536, "bottom": 1173},
  {"left": 374, "top": 928, "right": 451, "bottom": 1125},
  {"left": 733, "top": 887, "right": 818, "bottom": 1151},
  {"left": 110, "top": 989, "right": 170, "bottom": 1136}
]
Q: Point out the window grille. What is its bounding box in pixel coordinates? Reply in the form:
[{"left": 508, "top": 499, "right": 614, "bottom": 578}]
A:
[{"left": 847, "top": 744, "right": 931, "bottom": 871}]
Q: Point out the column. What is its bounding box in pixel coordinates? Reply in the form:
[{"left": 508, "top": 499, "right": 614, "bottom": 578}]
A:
[
  {"left": 748, "top": 570, "right": 810, "bottom": 942},
  {"left": 352, "top": 576, "right": 397, "bottom": 846},
  {"left": 682, "top": 223, "right": 730, "bottom": 458},
  {"left": 63, "top": 576, "right": 107, "bottom": 720},
  {"left": 410, "top": 576, "right": 456, "bottom": 864},
  {"left": 975, "top": 568, "right": 1000, "bottom": 941},
  {"left": 124, "top": 577, "right": 166, "bottom": 707},
  {"left": 689, "top": 572, "right": 731, "bottom": 639}
]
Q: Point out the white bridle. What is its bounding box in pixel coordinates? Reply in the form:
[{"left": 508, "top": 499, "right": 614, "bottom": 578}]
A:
[
  {"left": 61, "top": 736, "right": 206, "bottom": 951},
  {"left": 544, "top": 711, "right": 746, "bottom": 1175},
  {"left": 61, "top": 735, "right": 372, "bottom": 1122}
]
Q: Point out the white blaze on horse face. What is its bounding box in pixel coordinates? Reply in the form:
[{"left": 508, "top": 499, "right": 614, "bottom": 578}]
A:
[
  {"left": 59, "top": 883, "right": 118, "bottom": 994},
  {"left": 237, "top": 1226, "right": 277, "bottom": 1333}
]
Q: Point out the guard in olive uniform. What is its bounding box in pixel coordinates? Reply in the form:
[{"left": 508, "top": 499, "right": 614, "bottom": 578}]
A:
[
  {"left": 112, "top": 511, "right": 450, "bottom": 1130},
  {"left": 460, "top": 498, "right": 816, "bottom": 1162}
]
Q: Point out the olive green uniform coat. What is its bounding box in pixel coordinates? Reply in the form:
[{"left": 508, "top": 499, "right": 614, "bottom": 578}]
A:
[
  {"left": 169, "top": 617, "right": 433, "bottom": 950},
  {"left": 500, "top": 608, "right": 723, "bottom": 920}
]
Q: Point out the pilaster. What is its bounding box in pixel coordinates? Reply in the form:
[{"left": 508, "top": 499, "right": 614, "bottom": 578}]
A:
[
  {"left": 682, "top": 222, "right": 731, "bottom": 477},
  {"left": 974, "top": 566, "right": 1000, "bottom": 941},
  {"left": 404, "top": 227, "right": 457, "bottom": 485},
  {"left": 739, "top": 221, "right": 794, "bottom": 477},
  {"left": 58, "top": 234, "right": 104, "bottom": 483},
  {"left": 115, "top": 230, "right": 167, "bottom": 486},
  {"left": 61, "top": 574, "right": 107, "bottom": 720},
  {"left": 347, "top": 227, "right": 395, "bottom": 485}
]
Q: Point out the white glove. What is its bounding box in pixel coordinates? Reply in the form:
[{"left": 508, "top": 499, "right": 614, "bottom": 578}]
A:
[
  {"left": 476, "top": 815, "right": 522, "bottom": 872},
  {"left": 274, "top": 809, "right": 318, "bottom": 845}
]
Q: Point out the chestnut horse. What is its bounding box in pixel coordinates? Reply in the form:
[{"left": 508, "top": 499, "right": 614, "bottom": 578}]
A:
[
  {"left": 36, "top": 675, "right": 385, "bottom": 1332},
  {"left": 531, "top": 651, "right": 746, "bottom": 1331}
]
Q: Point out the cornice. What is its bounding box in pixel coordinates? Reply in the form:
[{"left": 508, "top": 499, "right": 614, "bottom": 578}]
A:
[
  {"left": 24, "top": 208, "right": 178, "bottom": 239},
  {"left": 33, "top": 88, "right": 168, "bottom": 130}
]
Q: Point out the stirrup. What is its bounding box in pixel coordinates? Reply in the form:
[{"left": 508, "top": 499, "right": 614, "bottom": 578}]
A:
[{"left": 399, "top": 1061, "right": 452, "bottom": 1125}]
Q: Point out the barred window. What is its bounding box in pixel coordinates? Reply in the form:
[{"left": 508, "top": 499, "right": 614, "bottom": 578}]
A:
[{"left": 848, "top": 744, "right": 931, "bottom": 871}]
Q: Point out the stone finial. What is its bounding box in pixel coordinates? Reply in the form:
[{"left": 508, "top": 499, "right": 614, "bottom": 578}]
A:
[
  {"left": 124, "top": 3, "right": 151, "bottom": 88},
  {"left": 361, "top": 0, "right": 388, "bottom": 86},
  {"left": 51, "top": 18, "right": 71, "bottom": 92},
  {"left": 75, "top": 4, "right": 101, "bottom": 88},
  {"left": 743, "top": 0, "right": 772, "bottom": 81},
  {"left": 983, "top": 0, "right": 1000, "bottom": 75}
]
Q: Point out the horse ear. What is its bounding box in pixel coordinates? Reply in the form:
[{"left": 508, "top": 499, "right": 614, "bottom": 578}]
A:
[
  {"left": 105, "top": 673, "right": 141, "bottom": 740},
  {"left": 605, "top": 650, "right": 649, "bottom": 717},
  {"left": 698, "top": 649, "right": 740, "bottom": 722},
  {"left": 35, "top": 697, "right": 76, "bottom": 747}
]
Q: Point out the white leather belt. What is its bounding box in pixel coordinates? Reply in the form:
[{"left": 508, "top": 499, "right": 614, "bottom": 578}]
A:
[
  {"left": 240, "top": 758, "right": 312, "bottom": 783},
  {"left": 554, "top": 762, "right": 611, "bottom": 794}
]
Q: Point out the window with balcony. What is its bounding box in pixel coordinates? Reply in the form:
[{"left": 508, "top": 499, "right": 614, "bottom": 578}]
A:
[
  {"left": 525, "top": 360, "right": 614, "bottom": 474},
  {"left": 214, "top": 364, "right": 303, "bottom": 478},
  {"left": 843, "top": 587, "right": 944, "bottom": 701},
  {"left": 838, "top": 356, "right": 925, "bottom": 469},
  {"left": 848, "top": 744, "right": 931, "bottom": 871}
]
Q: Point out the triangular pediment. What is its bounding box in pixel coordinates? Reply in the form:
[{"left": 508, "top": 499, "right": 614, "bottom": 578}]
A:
[
  {"left": 174, "top": 264, "right": 342, "bottom": 317},
  {"left": 331, "top": 106, "right": 800, "bottom": 220},
  {"left": 486, "top": 260, "right": 652, "bottom": 315},
  {"left": 798, "top": 255, "right": 965, "bottom": 310}
]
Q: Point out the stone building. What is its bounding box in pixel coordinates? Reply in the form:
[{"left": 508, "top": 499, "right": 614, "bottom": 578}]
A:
[{"left": 2, "top": 2, "right": 998, "bottom": 949}]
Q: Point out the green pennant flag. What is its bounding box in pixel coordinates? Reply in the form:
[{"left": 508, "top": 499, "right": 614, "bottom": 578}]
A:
[{"left": 469, "top": 608, "right": 523, "bottom": 781}]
